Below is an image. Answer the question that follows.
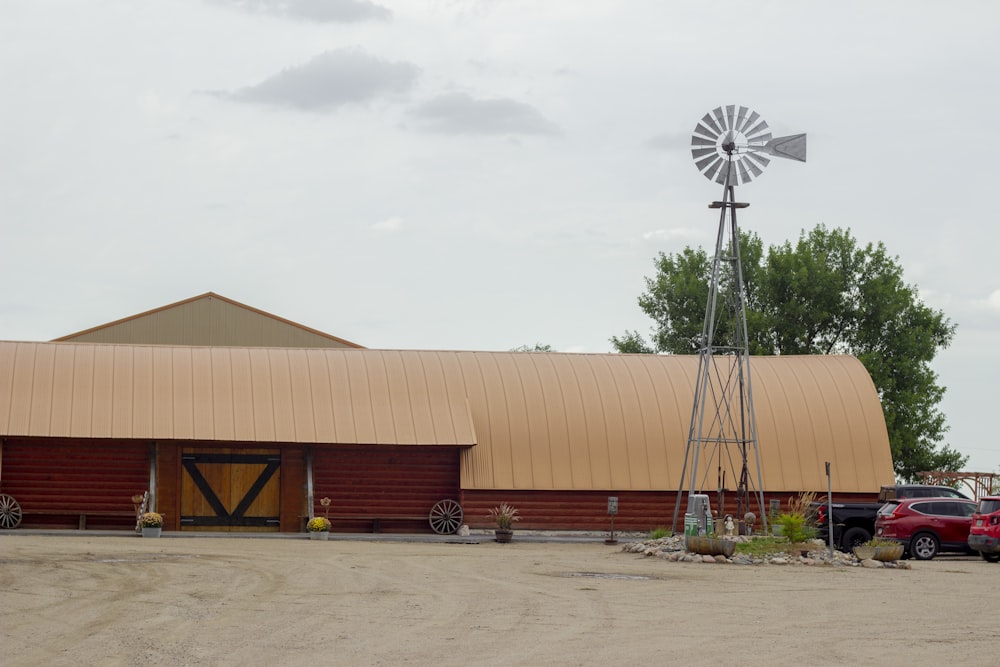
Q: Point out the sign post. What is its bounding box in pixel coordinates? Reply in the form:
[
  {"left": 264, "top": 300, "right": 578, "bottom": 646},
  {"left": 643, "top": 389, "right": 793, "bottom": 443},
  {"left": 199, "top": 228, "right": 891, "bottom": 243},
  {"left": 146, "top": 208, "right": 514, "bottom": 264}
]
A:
[{"left": 605, "top": 496, "right": 618, "bottom": 545}]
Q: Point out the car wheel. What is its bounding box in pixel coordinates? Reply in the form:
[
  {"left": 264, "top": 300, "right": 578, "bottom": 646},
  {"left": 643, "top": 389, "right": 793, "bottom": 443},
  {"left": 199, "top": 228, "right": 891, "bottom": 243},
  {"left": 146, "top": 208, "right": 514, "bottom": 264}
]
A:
[
  {"left": 910, "top": 532, "right": 939, "bottom": 560},
  {"left": 841, "top": 527, "right": 871, "bottom": 551},
  {"left": 982, "top": 552, "right": 1000, "bottom": 563}
]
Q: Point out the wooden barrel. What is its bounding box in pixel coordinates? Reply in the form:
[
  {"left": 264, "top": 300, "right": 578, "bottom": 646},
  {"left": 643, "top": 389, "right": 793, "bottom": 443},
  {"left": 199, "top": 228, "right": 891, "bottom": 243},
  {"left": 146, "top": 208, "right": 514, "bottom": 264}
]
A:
[{"left": 684, "top": 535, "right": 736, "bottom": 557}]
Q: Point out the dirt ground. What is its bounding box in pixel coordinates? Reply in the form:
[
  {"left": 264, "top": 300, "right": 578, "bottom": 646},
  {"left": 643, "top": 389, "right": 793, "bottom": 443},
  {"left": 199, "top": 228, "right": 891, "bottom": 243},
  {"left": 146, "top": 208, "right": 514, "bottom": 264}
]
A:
[{"left": 1, "top": 532, "right": 997, "bottom": 666}]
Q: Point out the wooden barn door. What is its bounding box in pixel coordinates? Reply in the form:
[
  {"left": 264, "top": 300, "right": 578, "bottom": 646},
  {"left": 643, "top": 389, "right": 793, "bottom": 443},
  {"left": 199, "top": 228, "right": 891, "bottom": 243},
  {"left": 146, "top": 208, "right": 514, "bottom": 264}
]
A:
[{"left": 180, "top": 448, "right": 280, "bottom": 532}]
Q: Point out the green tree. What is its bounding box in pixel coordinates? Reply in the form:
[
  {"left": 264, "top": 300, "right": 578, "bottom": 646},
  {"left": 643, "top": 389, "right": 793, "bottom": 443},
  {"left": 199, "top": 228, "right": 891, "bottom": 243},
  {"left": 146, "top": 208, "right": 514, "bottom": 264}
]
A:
[
  {"left": 613, "top": 224, "right": 965, "bottom": 481},
  {"left": 510, "top": 343, "right": 554, "bottom": 352}
]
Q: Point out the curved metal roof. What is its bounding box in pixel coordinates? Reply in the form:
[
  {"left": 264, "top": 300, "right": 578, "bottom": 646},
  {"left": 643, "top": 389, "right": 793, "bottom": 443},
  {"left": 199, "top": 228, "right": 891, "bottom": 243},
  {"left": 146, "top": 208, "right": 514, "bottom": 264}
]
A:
[{"left": 0, "top": 341, "right": 893, "bottom": 492}]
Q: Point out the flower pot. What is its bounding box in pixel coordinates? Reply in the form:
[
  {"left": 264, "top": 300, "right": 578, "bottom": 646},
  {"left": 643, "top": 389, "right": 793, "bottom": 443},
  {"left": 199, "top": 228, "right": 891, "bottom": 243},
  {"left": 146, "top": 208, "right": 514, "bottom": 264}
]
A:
[
  {"left": 309, "top": 531, "right": 329, "bottom": 541},
  {"left": 494, "top": 528, "right": 513, "bottom": 543},
  {"left": 853, "top": 544, "right": 903, "bottom": 561},
  {"left": 873, "top": 544, "right": 903, "bottom": 561},
  {"left": 141, "top": 526, "right": 162, "bottom": 538}
]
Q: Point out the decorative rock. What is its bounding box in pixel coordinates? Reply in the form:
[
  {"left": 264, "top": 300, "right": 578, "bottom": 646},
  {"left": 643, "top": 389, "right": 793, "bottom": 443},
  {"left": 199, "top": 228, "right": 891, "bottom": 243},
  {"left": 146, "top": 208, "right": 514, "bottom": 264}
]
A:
[
  {"left": 457, "top": 524, "right": 470, "bottom": 537},
  {"left": 861, "top": 558, "right": 884, "bottom": 568},
  {"left": 701, "top": 555, "right": 716, "bottom": 563}
]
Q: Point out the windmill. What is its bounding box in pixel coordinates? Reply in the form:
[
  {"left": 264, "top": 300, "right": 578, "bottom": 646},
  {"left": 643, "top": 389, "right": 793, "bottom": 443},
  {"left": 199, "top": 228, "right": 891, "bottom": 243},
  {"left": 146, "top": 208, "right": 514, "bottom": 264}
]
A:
[{"left": 671, "top": 105, "right": 806, "bottom": 536}]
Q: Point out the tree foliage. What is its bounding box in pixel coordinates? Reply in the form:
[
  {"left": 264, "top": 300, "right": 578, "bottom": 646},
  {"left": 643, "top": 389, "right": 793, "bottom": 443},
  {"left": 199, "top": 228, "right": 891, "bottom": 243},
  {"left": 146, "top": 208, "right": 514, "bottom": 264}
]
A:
[
  {"left": 612, "top": 224, "right": 965, "bottom": 480},
  {"left": 510, "top": 343, "right": 554, "bottom": 352}
]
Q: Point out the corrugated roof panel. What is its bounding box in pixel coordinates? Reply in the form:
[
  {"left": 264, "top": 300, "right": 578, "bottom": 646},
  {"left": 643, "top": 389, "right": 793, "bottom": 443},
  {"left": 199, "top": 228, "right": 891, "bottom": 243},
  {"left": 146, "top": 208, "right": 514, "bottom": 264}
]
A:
[
  {"left": 475, "top": 353, "right": 515, "bottom": 485},
  {"left": 550, "top": 353, "right": 593, "bottom": 488},
  {"left": 384, "top": 351, "right": 417, "bottom": 445},
  {"left": 230, "top": 348, "right": 256, "bottom": 441},
  {"left": 344, "top": 352, "right": 376, "bottom": 444},
  {"left": 585, "top": 356, "right": 627, "bottom": 488},
  {"left": 23, "top": 343, "right": 51, "bottom": 436},
  {"left": 532, "top": 354, "right": 572, "bottom": 488},
  {"left": 150, "top": 346, "right": 174, "bottom": 439},
  {"left": 510, "top": 354, "right": 552, "bottom": 489},
  {"left": 287, "top": 349, "right": 318, "bottom": 443},
  {"left": 493, "top": 355, "right": 531, "bottom": 489},
  {"left": 305, "top": 349, "right": 336, "bottom": 442},
  {"left": 90, "top": 344, "right": 116, "bottom": 436},
  {"left": 166, "top": 347, "right": 188, "bottom": 439},
  {"left": 132, "top": 346, "right": 155, "bottom": 438},
  {"left": 111, "top": 345, "right": 133, "bottom": 438},
  {"left": 191, "top": 347, "right": 217, "bottom": 440},
  {"left": 247, "top": 348, "right": 276, "bottom": 441},
  {"left": 609, "top": 356, "right": 652, "bottom": 489}
]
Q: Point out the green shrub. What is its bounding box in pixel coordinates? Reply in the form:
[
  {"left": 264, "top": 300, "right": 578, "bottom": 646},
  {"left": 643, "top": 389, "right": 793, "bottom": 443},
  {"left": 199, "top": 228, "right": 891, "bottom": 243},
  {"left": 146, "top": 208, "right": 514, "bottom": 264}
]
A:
[
  {"left": 648, "top": 527, "right": 669, "bottom": 540},
  {"left": 774, "top": 513, "right": 817, "bottom": 543},
  {"left": 735, "top": 536, "right": 787, "bottom": 556}
]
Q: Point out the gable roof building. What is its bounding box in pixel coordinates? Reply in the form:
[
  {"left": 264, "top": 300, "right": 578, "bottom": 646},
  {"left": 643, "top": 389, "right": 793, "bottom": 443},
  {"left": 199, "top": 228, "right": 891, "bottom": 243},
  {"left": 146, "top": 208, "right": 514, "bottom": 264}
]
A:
[{"left": 54, "top": 292, "right": 363, "bottom": 349}]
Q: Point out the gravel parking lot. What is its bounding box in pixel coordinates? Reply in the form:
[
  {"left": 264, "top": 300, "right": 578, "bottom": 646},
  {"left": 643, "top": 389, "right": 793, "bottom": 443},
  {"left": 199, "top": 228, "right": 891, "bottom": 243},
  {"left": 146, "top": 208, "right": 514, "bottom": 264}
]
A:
[{"left": 1, "top": 533, "right": 997, "bottom": 666}]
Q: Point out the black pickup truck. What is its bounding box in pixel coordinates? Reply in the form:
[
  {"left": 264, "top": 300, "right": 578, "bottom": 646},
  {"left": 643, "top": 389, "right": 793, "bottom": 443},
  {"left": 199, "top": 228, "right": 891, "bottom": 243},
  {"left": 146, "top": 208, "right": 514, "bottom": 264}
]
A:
[{"left": 813, "top": 484, "right": 970, "bottom": 551}]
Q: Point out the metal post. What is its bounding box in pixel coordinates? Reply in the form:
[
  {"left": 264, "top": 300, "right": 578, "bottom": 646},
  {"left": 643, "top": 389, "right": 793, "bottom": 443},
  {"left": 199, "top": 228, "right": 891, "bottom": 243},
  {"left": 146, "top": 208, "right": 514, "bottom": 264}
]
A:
[{"left": 826, "top": 461, "right": 834, "bottom": 558}]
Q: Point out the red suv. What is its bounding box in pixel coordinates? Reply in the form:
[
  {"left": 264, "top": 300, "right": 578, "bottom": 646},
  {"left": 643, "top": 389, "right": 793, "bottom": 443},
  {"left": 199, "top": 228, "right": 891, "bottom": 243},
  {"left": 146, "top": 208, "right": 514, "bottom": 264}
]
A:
[
  {"left": 875, "top": 497, "right": 977, "bottom": 560},
  {"left": 968, "top": 496, "right": 1000, "bottom": 562}
]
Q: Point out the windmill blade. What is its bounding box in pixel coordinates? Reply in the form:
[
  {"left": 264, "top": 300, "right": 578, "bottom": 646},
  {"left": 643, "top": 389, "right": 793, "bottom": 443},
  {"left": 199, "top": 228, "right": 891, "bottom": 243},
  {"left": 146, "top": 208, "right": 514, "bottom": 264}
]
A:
[
  {"left": 759, "top": 134, "right": 807, "bottom": 162},
  {"left": 700, "top": 113, "right": 723, "bottom": 137}
]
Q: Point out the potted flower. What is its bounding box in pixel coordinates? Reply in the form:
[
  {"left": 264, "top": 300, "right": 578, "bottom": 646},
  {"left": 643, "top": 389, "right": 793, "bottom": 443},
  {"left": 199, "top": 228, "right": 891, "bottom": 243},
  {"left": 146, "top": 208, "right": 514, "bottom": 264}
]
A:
[
  {"left": 488, "top": 502, "right": 520, "bottom": 543},
  {"left": 307, "top": 516, "right": 331, "bottom": 540},
  {"left": 140, "top": 512, "right": 163, "bottom": 538}
]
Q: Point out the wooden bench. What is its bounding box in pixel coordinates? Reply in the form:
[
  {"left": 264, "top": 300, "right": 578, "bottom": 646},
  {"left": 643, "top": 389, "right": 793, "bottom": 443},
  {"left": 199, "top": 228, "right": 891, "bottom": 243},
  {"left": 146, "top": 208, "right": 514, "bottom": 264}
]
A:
[
  {"left": 23, "top": 509, "right": 138, "bottom": 530},
  {"left": 325, "top": 514, "right": 427, "bottom": 533}
]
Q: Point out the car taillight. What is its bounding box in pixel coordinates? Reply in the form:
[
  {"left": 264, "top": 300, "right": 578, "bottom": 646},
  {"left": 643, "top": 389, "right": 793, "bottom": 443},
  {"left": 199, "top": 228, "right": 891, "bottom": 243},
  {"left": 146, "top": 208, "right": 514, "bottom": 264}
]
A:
[
  {"left": 991, "top": 516, "right": 1000, "bottom": 526},
  {"left": 816, "top": 507, "right": 826, "bottom": 524}
]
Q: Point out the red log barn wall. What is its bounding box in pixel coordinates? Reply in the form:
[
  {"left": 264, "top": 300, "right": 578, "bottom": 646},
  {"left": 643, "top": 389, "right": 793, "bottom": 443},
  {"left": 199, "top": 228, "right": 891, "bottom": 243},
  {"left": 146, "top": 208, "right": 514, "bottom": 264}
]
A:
[
  {"left": 0, "top": 437, "right": 150, "bottom": 529},
  {"left": 310, "top": 445, "right": 462, "bottom": 533}
]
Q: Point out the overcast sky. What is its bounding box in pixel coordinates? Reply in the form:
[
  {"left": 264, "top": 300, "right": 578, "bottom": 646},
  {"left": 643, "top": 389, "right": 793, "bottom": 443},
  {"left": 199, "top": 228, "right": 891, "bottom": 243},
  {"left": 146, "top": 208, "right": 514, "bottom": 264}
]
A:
[{"left": 2, "top": 1, "right": 997, "bottom": 475}]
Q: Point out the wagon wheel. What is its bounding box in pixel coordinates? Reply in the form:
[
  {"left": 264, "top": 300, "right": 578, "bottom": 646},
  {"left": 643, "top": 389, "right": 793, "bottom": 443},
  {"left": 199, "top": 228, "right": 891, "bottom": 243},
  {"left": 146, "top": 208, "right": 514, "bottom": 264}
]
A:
[
  {"left": 0, "top": 494, "right": 22, "bottom": 529},
  {"left": 428, "top": 499, "right": 463, "bottom": 535}
]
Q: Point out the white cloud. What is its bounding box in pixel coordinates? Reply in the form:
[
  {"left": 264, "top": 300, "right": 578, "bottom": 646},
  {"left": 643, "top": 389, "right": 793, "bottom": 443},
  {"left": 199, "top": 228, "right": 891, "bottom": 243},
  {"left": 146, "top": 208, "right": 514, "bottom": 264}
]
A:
[
  {"left": 225, "top": 49, "right": 419, "bottom": 111},
  {"left": 986, "top": 289, "right": 1000, "bottom": 311},
  {"left": 641, "top": 228, "right": 701, "bottom": 243},
  {"left": 409, "top": 92, "right": 559, "bottom": 136},
  {"left": 210, "top": 0, "right": 391, "bottom": 23},
  {"left": 371, "top": 216, "right": 403, "bottom": 232}
]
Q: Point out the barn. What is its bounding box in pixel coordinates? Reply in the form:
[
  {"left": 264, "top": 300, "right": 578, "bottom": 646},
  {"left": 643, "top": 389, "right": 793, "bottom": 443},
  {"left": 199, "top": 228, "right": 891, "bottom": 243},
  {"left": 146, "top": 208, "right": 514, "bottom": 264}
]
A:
[{"left": 0, "top": 294, "right": 895, "bottom": 533}]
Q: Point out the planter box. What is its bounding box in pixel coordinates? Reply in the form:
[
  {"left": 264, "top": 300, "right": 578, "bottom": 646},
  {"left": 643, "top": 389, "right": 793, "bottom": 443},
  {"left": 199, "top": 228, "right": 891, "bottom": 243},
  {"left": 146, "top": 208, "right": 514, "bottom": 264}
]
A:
[{"left": 853, "top": 544, "right": 903, "bottom": 561}]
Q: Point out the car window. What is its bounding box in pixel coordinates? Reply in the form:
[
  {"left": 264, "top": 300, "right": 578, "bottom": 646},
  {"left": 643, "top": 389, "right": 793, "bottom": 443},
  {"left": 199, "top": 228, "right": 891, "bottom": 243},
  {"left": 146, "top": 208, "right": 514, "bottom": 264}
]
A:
[
  {"left": 941, "top": 501, "right": 970, "bottom": 516},
  {"left": 910, "top": 501, "right": 933, "bottom": 515},
  {"left": 877, "top": 502, "right": 899, "bottom": 516},
  {"left": 980, "top": 499, "right": 1000, "bottom": 514}
]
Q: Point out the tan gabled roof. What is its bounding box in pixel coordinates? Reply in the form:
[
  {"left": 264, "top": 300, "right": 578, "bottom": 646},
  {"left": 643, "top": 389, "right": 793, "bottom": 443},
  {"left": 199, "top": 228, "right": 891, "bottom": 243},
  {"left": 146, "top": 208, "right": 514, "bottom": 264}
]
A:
[
  {"left": 0, "top": 341, "right": 894, "bottom": 493},
  {"left": 53, "top": 292, "right": 364, "bottom": 349}
]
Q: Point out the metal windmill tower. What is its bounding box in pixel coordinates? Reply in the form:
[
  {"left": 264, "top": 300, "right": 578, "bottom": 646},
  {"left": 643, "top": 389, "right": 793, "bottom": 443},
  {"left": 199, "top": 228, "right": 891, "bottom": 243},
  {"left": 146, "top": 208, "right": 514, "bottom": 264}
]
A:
[{"left": 671, "top": 105, "right": 806, "bottom": 535}]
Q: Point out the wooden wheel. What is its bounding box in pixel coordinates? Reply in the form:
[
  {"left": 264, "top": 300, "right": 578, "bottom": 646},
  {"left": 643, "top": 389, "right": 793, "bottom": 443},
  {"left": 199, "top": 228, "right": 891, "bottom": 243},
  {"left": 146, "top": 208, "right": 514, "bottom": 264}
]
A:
[
  {"left": 428, "top": 499, "right": 463, "bottom": 535},
  {"left": 0, "top": 494, "right": 22, "bottom": 529}
]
